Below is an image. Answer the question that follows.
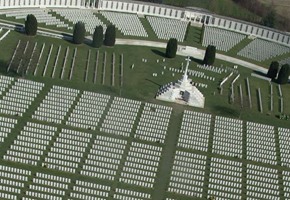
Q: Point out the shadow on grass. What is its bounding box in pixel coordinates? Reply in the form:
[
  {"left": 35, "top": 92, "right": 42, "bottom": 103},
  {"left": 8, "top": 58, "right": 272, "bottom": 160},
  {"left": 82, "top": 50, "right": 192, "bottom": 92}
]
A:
[
  {"left": 256, "top": 89, "right": 261, "bottom": 113},
  {"left": 193, "top": 37, "right": 201, "bottom": 44},
  {"left": 145, "top": 78, "right": 162, "bottom": 87},
  {"left": 253, "top": 70, "right": 267, "bottom": 77},
  {"left": 151, "top": 49, "right": 166, "bottom": 57},
  {"left": 190, "top": 56, "right": 203, "bottom": 65},
  {"left": 193, "top": 32, "right": 201, "bottom": 43},
  {"left": 0, "top": 60, "right": 20, "bottom": 78},
  {"left": 212, "top": 105, "right": 240, "bottom": 118}
]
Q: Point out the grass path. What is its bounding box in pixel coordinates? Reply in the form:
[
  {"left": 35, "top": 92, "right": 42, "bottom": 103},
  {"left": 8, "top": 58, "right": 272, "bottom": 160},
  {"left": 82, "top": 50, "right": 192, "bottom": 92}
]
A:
[{"left": 152, "top": 109, "right": 183, "bottom": 200}]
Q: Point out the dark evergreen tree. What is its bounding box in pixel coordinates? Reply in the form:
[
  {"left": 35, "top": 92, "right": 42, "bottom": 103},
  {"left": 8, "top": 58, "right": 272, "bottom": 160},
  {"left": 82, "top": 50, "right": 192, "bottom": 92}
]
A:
[
  {"left": 277, "top": 64, "right": 290, "bottom": 84},
  {"left": 267, "top": 61, "right": 279, "bottom": 79},
  {"left": 73, "top": 22, "right": 86, "bottom": 45},
  {"left": 165, "top": 38, "right": 178, "bottom": 58},
  {"left": 92, "top": 25, "right": 103, "bottom": 48},
  {"left": 104, "top": 24, "right": 116, "bottom": 46},
  {"left": 203, "top": 45, "right": 216, "bottom": 65},
  {"left": 25, "top": 14, "right": 38, "bottom": 36}
]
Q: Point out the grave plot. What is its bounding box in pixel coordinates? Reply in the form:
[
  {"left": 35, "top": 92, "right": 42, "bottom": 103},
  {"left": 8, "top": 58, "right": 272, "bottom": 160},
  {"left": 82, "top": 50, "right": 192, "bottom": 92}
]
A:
[
  {"left": 246, "top": 122, "right": 277, "bottom": 165},
  {"left": 278, "top": 84, "right": 283, "bottom": 113},
  {"left": 80, "top": 135, "right": 127, "bottom": 181},
  {"left": 101, "top": 51, "right": 107, "bottom": 85},
  {"left": 167, "top": 151, "right": 207, "bottom": 198},
  {"left": 51, "top": 45, "right": 62, "bottom": 78},
  {"left": 134, "top": 103, "right": 172, "bottom": 143},
  {"left": 120, "top": 53, "right": 124, "bottom": 87},
  {"left": 0, "top": 75, "right": 14, "bottom": 96},
  {"left": 106, "top": 51, "right": 121, "bottom": 87},
  {"left": 177, "top": 110, "right": 211, "bottom": 152},
  {"left": 68, "top": 48, "right": 77, "bottom": 80},
  {"left": 41, "top": 44, "right": 54, "bottom": 77},
  {"left": 113, "top": 188, "right": 151, "bottom": 200},
  {"left": 66, "top": 91, "right": 110, "bottom": 130},
  {"left": 60, "top": 46, "right": 71, "bottom": 80},
  {"left": 111, "top": 53, "right": 116, "bottom": 86},
  {"left": 212, "top": 116, "right": 243, "bottom": 158},
  {"left": 202, "top": 26, "right": 246, "bottom": 52},
  {"left": 43, "top": 129, "right": 92, "bottom": 173},
  {"left": 0, "top": 116, "right": 17, "bottom": 144},
  {"left": 282, "top": 170, "right": 290, "bottom": 199},
  {"left": 0, "top": 79, "right": 44, "bottom": 117},
  {"left": 25, "top": 42, "right": 39, "bottom": 75},
  {"left": 53, "top": 9, "right": 106, "bottom": 34},
  {"left": 69, "top": 180, "right": 111, "bottom": 200},
  {"left": 278, "top": 127, "right": 290, "bottom": 167},
  {"left": 2, "top": 9, "right": 68, "bottom": 28},
  {"left": 119, "top": 142, "right": 162, "bottom": 188},
  {"left": 208, "top": 158, "right": 243, "bottom": 200},
  {"left": 33, "top": 43, "right": 47, "bottom": 76},
  {"left": 7, "top": 40, "right": 21, "bottom": 73},
  {"left": 84, "top": 49, "right": 91, "bottom": 83},
  {"left": 101, "top": 11, "right": 148, "bottom": 37},
  {"left": 49, "top": 45, "right": 67, "bottom": 79},
  {"left": 7, "top": 40, "right": 29, "bottom": 74},
  {"left": 32, "top": 85, "right": 79, "bottom": 124},
  {"left": 238, "top": 38, "right": 290, "bottom": 62},
  {"left": 100, "top": 97, "right": 141, "bottom": 137},
  {"left": 3, "top": 122, "right": 57, "bottom": 166},
  {"left": 23, "top": 172, "right": 71, "bottom": 200},
  {"left": 16, "top": 41, "right": 37, "bottom": 74},
  {"left": 0, "top": 165, "right": 31, "bottom": 200},
  {"left": 93, "top": 50, "right": 99, "bottom": 84},
  {"left": 146, "top": 16, "right": 188, "bottom": 42},
  {"left": 246, "top": 164, "right": 280, "bottom": 199},
  {"left": 0, "top": 29, "right": 10, "bottom": 41}
]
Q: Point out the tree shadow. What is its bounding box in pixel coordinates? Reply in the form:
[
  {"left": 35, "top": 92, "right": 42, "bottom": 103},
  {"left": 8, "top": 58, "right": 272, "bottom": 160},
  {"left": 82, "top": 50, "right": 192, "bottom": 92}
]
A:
[
  {"left": 190, "top": 56, "right": 203, "bottom": 65},
  {"left": 212, "top": 105, "right": 240, "bottom": 118},
  {"left": 256, "top": 89, "right": 261, "bottom": 112},
  {"left": 151, "top": 49, "right": 166, "bottom": 58},
  {"left": 145, "top": 78, "right": 162, "bottom": 87},
  {"left": 193, "top": 32, "right": 201, "bottom": 43},
  {"left": 253, "top": 70, "right": 267, "bottom": 77},
  {"left": 272, "top": 79, "right": 279, "bottom": 84},
  {"left": 61, "top": 33, "right": 73, "bottom": 41},
  {"left": 0, "top": 59, "right": 20, "bottom": 77}
]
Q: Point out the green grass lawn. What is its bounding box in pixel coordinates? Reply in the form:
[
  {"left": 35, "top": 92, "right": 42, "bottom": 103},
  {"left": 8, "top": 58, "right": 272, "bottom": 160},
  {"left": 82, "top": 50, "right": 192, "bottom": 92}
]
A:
[
  {"left": 2, "top": 30, "right": 290, "bottom": 128},
  {"left": 0, "top": 14, "right": 290, "bottom": 199}
]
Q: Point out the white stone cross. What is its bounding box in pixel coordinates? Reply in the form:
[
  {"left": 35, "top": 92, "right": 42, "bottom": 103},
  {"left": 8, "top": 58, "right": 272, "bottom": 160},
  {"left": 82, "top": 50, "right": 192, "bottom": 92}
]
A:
[{"left": 182, "top": 56, "right": 191, "bottom": 82}]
